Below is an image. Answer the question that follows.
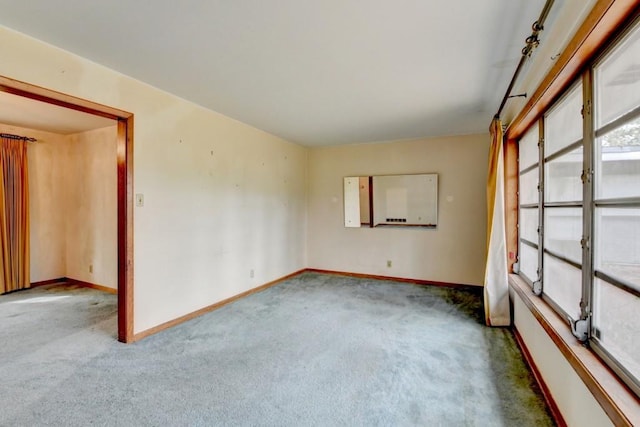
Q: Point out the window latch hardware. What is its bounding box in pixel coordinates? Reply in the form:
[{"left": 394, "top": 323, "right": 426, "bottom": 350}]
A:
[
  {"left": 580, "top": 237, "right": 589, "bottom": 249},
  {"left": 569, "top": 316, "right": 589, "bottom": 342},
  {"left": 581, "top": 100, "right": 591, "bottom": 118},
  {"left": 532, "top": 280, "right": 542, "bottom": 296},
  {"left": 580, "top": 169, "right": 592, "bottom": 184}
]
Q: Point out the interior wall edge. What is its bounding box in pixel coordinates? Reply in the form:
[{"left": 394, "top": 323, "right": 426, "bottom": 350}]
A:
[
  {"left": 132, "top": 269, "right": 307, "bottom": 342},
  {"left": 65, "top": 278, "right": 117, "bottom": 295},
  {"left": 305, "top": 268, "right": 482, "bottom": 291},
  {"left": 30, "top": 278, "right": 66, "bottom": 288}
]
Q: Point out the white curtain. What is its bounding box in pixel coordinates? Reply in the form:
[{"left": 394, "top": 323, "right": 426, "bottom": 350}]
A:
[{"left": 483, "top": 119, "right": 510, "bottom": 326}]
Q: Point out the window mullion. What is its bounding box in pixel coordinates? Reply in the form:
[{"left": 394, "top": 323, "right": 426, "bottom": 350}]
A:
[
  {"left": 579, "top": 69, "right": 595, "bottom": 339},
  {"left": 536, "top": 117, "right": 544, "bottom": 296}
]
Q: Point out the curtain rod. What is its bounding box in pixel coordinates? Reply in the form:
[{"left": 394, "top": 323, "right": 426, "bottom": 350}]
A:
[
  {"left": 0, "top": 132, "right": 38, "bottom": 142},
  {"left": 494, "top": 0, "right": 555, "bottom": 120}
]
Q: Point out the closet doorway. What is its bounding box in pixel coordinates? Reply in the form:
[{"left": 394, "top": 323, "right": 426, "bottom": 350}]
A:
[{"left": 0, "top": 76, "right": 134, "bottom": 342}]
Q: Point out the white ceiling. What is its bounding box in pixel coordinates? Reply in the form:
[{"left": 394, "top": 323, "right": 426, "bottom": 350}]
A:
[
  {"left": 0, "top": 91, "right": 114, "bottom": 135},
  {"left": 0, "top": 0, "right": 593, "bottom": 145}
]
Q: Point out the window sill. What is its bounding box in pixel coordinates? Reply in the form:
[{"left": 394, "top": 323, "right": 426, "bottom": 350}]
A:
[{"left": 509, "top": 274, "right": 639, "bottom": 426}]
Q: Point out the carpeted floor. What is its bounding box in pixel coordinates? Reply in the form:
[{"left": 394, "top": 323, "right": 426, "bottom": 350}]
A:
[{"left": 0, "top": 273, "right": 554, "bottom": 426}]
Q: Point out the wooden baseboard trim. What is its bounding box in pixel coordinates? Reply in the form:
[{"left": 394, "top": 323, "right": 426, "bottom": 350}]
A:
[
  {"left": 30, "top": 277, "right": 67, "bottom": 288},
  {"left": 132, "top": 269, "right": 306, "bottom": 342},
  {"left": 305, "top": 268, "right": 482, "bottom": 292},
  {"left": 513, "top": 327, "right": 567, "bottom": 427},
  {"left": 30, "top": 277, "right": 117, "bottom": 294},
  {"left": 66, "top": 278, "right": 117, "bottom": 295}
]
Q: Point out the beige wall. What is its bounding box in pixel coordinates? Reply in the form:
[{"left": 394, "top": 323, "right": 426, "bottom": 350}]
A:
[
  {"left": 0, "top": 26, "right": 308, "bottom": 333},
  {"left": 65, "top": 126, "right": 118, "bottom": 289},
  {"left": 307, "top": 134, "right": 489, "bottom": 285}
]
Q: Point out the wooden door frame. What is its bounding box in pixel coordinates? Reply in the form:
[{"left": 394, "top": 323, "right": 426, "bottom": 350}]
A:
[{"left": 0, "top": 75, "right": 135, "bottom": 343}]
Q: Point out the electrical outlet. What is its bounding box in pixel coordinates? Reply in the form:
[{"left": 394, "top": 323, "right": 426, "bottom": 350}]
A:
[
  {"left": 387, "top": 260, "right": 392, "bottom": 268},
  {"left": 250, "top": 269, "right": 255, "bottom": 278},
  {"left": 89, "top": 264, "right": 93, "bottom": 274}
]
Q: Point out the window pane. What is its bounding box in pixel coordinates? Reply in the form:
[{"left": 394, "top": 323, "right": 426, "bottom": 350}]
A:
[
  {"left": 519, "top": 123, "right": 539, "bottom": 171},
  {"left": 545, "top": 208, "right": 582, "bottom": 263},
  {"left": 596, "top": 117, "right": 640, "bottom": 200},
  {"left": 543, "top": 254, "right": 581, "bottom": 319},
  {"left": 519, "top": 243, "right": 538, "bottom": 283},
  {"left": 519, "top": 168, "right": 538, "bottom": 205},
  {"left": 595, "top": 207, "right": 640, "bottom": 291},
  {"left": 545, "top": 83, "right": 583, "bottom": 157},
  {"left": 595, "top": 23, "right": 640, "bottom": 128},
  {"left": 519, "top": 208, "right": 538, "bottom": 244},
  {"left": 592, "top": 278, "right": 640, "bottom": 385},
  {"left": 545, "top": 147, "right": 583, "bottom": 203}
]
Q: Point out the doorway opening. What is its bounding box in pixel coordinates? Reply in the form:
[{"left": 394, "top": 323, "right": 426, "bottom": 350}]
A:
[{"left": 0, "top": 75, "right": 134, "bottom": 343}]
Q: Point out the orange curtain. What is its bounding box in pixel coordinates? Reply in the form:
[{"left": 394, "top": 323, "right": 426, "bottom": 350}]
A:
[
  {"left": 483, "top": 119, "right": 510, "bottom": 326},
  {"left": 0, "top": 136, "right": 30, "bottom": 294}
]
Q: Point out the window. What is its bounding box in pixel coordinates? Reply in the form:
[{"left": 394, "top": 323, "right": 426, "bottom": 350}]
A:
[
  {"left": 518, "top": 124, "right": 540, "bottom": 286},
  {"left": 517, "top": 17, "right": 640, "bottom": 397},
  {"left": 592, "top": 23, "right": 640, "bottom": 391},
  {"left": 543, "top": 83, "right": 584, "bottom": 319}
]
